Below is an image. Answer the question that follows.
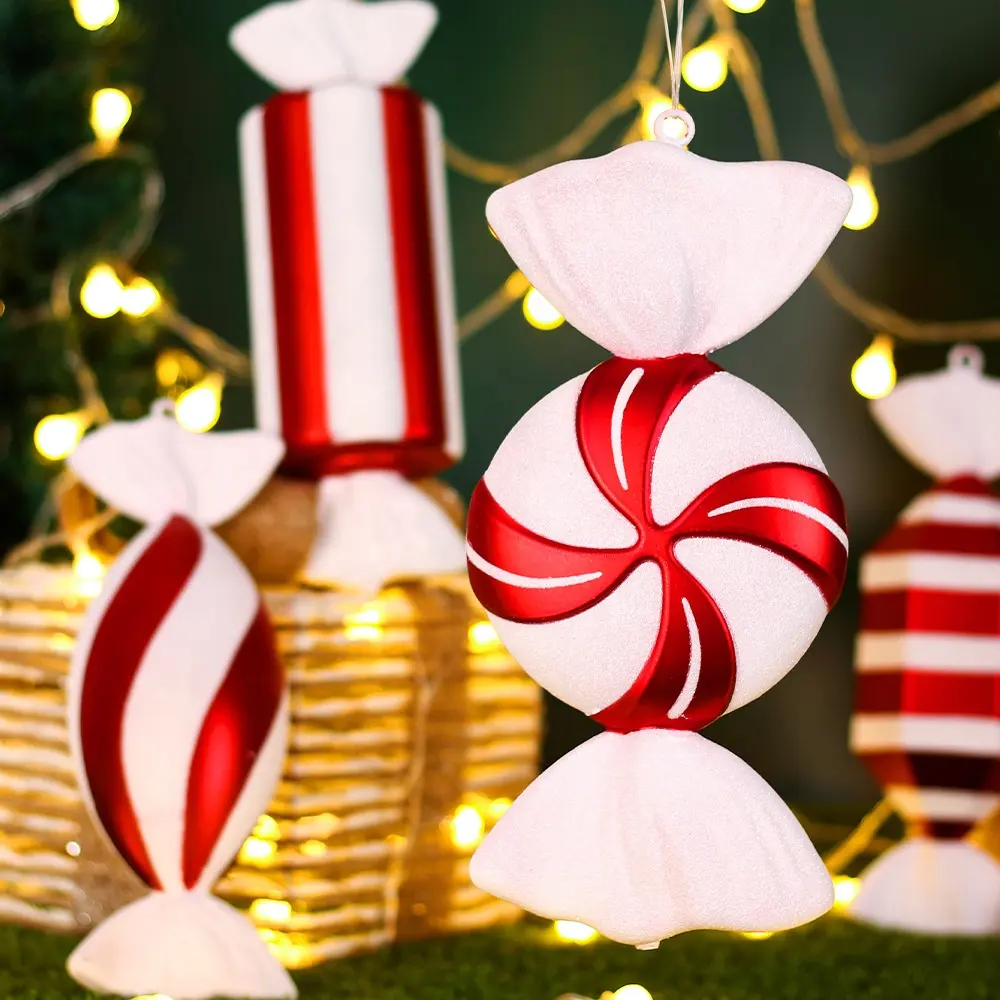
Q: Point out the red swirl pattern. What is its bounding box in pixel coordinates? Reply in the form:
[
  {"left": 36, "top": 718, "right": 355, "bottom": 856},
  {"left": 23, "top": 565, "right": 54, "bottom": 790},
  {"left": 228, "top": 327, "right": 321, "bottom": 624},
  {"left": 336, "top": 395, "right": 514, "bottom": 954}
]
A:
[{"left": 467, "top": 355, "right": 848, "bottom": 733}]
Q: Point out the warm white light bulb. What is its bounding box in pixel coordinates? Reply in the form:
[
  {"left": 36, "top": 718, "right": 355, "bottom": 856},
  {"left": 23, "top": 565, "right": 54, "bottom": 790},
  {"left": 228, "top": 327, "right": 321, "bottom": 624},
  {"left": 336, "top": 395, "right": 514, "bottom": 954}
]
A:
[
  {"left": 852, "top": 335, "right": 896, "bottom": 400},
  {"left": 90, "top": 88, "right": 132, "bottom": 144},
  {"left": 682, "top": 40, "right": 729, "bottom": 92},
  {"left": 73, "top": 550, "right": 105, "bottom": 599},
  {"left": 468, "top": 620, "right": 500, "bottom": 653},
  {"left": 725, "top": 0, "right": 766, "bottom": 12},
  {"left": 523, "top": 287, "right": 565, "bottom": 330},
  {"left": 553, "top": 920, "right": 599, "bottom": 944},
  {"left": 80, "top": 263, "right": 123, "bottom": 318},
  {"left": 34, "top": 412, "right": 87, "bottom": 461},
  {"left": 449, "top": 804, "right": 486, "bottom": 850},
  {"left": 72, "top": 0, "right": 120, "bottom": 30},
  {"left": 833, "top": 875, "right": 861, "bottom": 909},
  {"left": 613, "top": 987, "right": 653, "bottom": 1000},
  {"left": 844, "top": 166, "right": 879, "bottom": 230},
  {"left": 641, "top": 92, "right": 675, "bottom": 140},
  {"left": 121, "top": 276, "right": 161, "bottom": 317},
  {"left": 250, "top": 899, "right": 292, "bottom": 923},
  {"left": 741, "top": 931, "right": 775, "bottom": 941},
  {"left": 175, "top": 374, "right": 223, "bottom": 433}
]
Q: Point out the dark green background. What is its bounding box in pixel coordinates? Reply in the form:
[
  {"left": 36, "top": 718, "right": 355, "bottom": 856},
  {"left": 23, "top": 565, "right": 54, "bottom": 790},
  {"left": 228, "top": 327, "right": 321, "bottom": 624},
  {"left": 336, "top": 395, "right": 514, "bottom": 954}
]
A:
[{"left": 130, "top": 0, "right": 1000, "bottom": 801}]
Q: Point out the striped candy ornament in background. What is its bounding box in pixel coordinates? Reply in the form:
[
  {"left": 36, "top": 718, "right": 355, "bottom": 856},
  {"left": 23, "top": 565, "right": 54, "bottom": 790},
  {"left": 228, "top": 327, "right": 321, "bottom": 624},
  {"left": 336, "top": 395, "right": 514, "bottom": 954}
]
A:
[
  {"left": 64, "top": 406, "right": 297, "bottom": 1000},
  {"left": 851, "top": 345, "right": 1000, "bottom": 936},
  {"left": 232, "top": 0, "right": 466, "bottom": 593}
]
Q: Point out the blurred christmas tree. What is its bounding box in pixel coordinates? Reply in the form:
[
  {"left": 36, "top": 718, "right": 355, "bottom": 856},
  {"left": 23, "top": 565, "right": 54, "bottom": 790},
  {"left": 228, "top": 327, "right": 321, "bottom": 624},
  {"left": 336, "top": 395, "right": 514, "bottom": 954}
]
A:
[{"left": 0, "top": 0, "right": 164, "bottom": 555}]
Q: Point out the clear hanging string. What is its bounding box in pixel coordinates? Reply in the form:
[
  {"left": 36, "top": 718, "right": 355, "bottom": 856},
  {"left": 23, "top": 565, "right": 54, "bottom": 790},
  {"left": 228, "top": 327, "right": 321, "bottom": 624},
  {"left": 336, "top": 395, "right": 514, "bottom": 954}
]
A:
[
  {"left": 659, "top": 0, "right": 685, "bottom": 112},
  {"left": 655, "top": 0, "right": 696, "bottom": 146}
]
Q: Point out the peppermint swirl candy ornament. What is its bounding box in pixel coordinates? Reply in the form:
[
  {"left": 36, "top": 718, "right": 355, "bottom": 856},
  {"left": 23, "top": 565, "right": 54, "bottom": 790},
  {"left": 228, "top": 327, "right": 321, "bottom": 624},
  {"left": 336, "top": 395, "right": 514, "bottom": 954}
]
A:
[{"left": 465, "top": 140, "right": 854, "bottom": 947}]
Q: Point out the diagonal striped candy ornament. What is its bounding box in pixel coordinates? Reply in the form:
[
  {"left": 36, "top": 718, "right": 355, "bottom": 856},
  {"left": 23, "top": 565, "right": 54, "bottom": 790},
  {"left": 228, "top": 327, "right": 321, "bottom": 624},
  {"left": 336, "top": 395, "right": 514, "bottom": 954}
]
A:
[
  {"left": 465, "top": 137, "right": 854, "bottom": 947},
  {"left": 851, "top": 345, "right": 1000, "bottom": 936},
  {"left": 65, "top": 404, "right": 297, "bottom": 1000}
]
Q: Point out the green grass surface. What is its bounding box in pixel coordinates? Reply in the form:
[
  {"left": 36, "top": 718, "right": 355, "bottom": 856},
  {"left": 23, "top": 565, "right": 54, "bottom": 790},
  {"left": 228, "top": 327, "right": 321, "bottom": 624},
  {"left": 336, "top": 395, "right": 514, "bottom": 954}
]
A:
[{"left": 2, "top": 916, "right": 998, "bottom": 1000}]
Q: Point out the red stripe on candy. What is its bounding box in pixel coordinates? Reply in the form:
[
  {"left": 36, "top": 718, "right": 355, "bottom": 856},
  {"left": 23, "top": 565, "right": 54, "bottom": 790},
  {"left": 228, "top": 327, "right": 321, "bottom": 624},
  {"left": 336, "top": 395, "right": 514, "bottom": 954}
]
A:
[
  {"left": 875, "top": 522, "right": 1000, "bottom": 557},
  {"left": 263, "top": 93, "right": 328, "bottom": 455},
  {"left": 861, "top": 590, "right": 1000, "bottom": 635},
  {"left": 79, "top": 516, "right": 203, "bottom": 890},
  {"left": 856, "top": 671, "right": 1000, "bottom": 718},
  {"left": 182, "top": 603, "right": 284, "bottom": 888},
  {"left": 383, "top": 87, "right": 446, "bottom": 452},
  {"left": 862, "top": 751, "right": 1000, "bottom": 794}
]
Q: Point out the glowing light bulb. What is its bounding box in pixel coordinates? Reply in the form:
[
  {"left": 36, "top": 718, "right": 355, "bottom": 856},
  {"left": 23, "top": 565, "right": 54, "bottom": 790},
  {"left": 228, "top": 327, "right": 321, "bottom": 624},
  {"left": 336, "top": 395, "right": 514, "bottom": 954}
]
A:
[
  {"left": 682, "top": 39, "right": 729, "bottom": 92},
  {"left": 121, "top": 276, "right": 161, "bottom": 317},
  {"left": 449, "top": 804, "right": 486, "bottom": 850},
  {"left": 253, "top": 815, "right": 281, "bottom": 839},
  {"left": 34, "top": 412, "right": 88, "bottom": 461},
  {"left": 73, "top": 549, "right": 105, "bottom": 598},
  {"left": 468, "top": 620, "right": 500, "bottom": 653},
  {"left": 489, "top": 797, "right": 512, "bottom": 819},
  {"left": 72, "top": 0, "right": 119, "bottom": 30},
  {"left": 130, "top": 995, "right": 174, "bottom": 1000},
  {"left": 250, "top": 899, "right": 291, "bottom": 923},
  {"left": 65, "top": 841, "right": 82, "bottom": 857},
  {"left": 239, "top": 837, "right": 278, "bottom": 865},
  {"left": 175, "top": 373, "right": 223, "bottom": 433},
  {"left": 844, "top": 166, "right": 879, "bottom": 230},
  {"left": 504, "top": 270, "right": 531, "bottom": 300},
  {"left": 80, "top": 263, "right": 123, "bottom": 318},
  {"left": 641, "top": 90, "right": 678, "bottom": 140},
  {"left": 833, "top": 875, "right": 861, "bottom": 909},
  {"left": 523, "top": 287, "right": 565, "bottom": 330},
  {"left": 741, "top": 931, "right": 775, "bottom": 940},
  {"left": 345, "top": 603, "right": 384, "bottom": 642},
  {"left": 613, "top": 987, "right": 653, "bottom": 1000},
  {"left": 301, "top": 840, "right": 326, "bottom": 858},
  {"left": 725, "top": 0, "right": 766, "bottom": 12},
  {"left": 553, "top": 920, "right": 599, "bottom": 944},
  {"left": 90, "top": 88, "right": 132, "bottom": 144},
  {"left": 852, "top": 334, "right": 896, "bottom": 400}
]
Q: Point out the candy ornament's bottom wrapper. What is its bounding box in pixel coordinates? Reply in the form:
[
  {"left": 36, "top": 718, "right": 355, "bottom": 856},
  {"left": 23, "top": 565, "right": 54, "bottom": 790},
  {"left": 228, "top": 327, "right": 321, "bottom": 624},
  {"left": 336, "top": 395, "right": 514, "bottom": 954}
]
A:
[{"left": 0, "top": 564, "right": 542, "bottom": 969}]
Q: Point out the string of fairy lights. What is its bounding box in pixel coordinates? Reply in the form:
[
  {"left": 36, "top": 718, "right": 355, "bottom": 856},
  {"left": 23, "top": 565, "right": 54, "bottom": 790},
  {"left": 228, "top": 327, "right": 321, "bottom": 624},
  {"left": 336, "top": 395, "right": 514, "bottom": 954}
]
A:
[{"left": 451, "top": 0, "right": 1000, "bottom": 407}]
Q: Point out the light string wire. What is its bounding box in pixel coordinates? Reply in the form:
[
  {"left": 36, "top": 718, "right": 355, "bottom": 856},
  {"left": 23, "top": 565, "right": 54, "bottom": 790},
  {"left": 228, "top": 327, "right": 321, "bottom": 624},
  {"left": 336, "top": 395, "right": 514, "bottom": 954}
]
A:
[{"left": 454, "top": 0, "right": 1000, "bottom": 342}]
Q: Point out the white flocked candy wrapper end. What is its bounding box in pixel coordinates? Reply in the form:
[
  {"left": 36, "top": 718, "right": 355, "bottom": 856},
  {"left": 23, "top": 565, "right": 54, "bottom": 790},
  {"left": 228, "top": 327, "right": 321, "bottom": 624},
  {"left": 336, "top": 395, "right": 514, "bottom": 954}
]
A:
[
  {"left": 69, "top": 412, "right": 284, "bottom": 527},
  {"left": 870, "top": 344, "right": 1000, "bottom": 482},
  {"left": 230, "top": 0, "right": 439, "bottom": 90},
  {"left": 471, "top": 730, "right": 834, "bottom": 944},
  {"left": 486, "top": 142, "right": 854, "bottom": 359}
]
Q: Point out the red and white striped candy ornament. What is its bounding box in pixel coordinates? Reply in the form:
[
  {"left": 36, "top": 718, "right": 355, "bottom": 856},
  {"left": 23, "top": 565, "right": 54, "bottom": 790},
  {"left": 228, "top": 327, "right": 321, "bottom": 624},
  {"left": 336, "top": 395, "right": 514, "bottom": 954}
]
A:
[
  {"left": 231, "top": 0, "right": 465, "bottom": 592},
  {"left": 466, "top": 138, "right": 854, "bottom": 946},
  {"left": 65, "top": 405, "right": 296, "bottom": 1000},
  {"left": 851, "top": 345, "right": 1000, "bottom": 936}
]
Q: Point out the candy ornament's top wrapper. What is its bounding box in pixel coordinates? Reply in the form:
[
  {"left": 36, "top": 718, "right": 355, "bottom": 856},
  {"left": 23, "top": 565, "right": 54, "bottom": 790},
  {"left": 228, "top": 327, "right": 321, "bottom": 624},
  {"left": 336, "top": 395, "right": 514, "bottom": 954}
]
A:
[
  {"left": 486, "top": 141, "right": 853, "bottom": 360},
  {"left": 871, "top": 345, "right": 1000, "bottom": 482},
  {"left": 230, "top": 0, "right": 439, "bottom": 90}
]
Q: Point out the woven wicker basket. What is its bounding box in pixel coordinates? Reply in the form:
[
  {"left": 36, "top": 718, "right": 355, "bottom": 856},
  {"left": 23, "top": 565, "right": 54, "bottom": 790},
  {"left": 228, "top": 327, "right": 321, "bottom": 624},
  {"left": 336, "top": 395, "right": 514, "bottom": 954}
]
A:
[{"left": 0, "top": 564, "right": 541, "bottom": 968}]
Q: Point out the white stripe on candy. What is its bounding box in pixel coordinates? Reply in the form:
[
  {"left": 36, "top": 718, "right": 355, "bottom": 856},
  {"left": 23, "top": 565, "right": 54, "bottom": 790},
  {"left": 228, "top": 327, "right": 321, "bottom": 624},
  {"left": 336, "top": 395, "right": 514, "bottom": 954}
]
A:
[
  {"left": 852, "top": 714, "right": 1000, "bottom": 757},
  {"left": 466, "top": 543, "right": 603, "bottom": 590},
  {"left": 862, "top": 552, "right": 1000, "bottom": 593},
  {"left": 856, "top": 632, "right": 1000, "bottom": 673},
  {"left": 707, "top": 496, "right": 849, "bottom": 550}
]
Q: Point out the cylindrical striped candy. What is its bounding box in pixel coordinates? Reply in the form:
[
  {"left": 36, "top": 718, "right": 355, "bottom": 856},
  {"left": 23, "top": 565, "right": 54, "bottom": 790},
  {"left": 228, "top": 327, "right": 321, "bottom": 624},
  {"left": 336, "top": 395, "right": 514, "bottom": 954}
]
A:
[
  {"left": 239, "top": 84, "right": 463, "bottom": 480},
  {"left": 231, "top": 0, "right": 466, "bottom": 591},
  {"left": 850, "top": 346, "right": 1000, "bottom": 936},
  {"left": 64, "top": 411, "right": 296, "bottom": 999}
]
